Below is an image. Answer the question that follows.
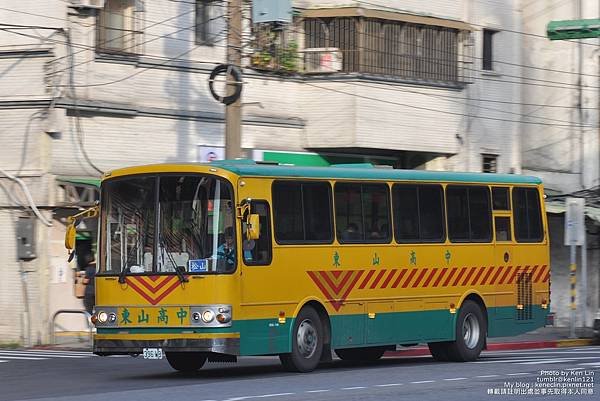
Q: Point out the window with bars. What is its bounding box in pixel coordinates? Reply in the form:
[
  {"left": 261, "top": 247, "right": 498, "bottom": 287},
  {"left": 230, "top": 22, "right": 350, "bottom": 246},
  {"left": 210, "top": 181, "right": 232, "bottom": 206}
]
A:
[
  {"left": 303, "top": 17, "right": 469, "bottom": 84},
  {"left": 196, "top": 0, "right": 217, "bottom": 45},
  {"left": 482, "top": 154, "right": 498, "bottom": 173},
  {"left": 97, "top": 0, "right": 142, "bottom": 54},
  {"left": 517, "top": 272, "right": 533, "bottom": 320}
]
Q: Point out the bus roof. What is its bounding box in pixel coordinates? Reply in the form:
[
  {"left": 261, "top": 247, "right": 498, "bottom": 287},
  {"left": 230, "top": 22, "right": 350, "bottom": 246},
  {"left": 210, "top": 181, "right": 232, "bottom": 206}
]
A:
[
  {"left": 105, "top": 160, "right": 542, "bottom": 185},
  {"left": 209, "top": 160, "right": 542, "bottom": 185}
]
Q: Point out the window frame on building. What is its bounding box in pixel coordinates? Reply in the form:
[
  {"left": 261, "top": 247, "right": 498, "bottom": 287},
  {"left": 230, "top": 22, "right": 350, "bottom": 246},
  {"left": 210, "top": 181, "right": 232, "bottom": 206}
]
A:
[
  {"left": 196, "top": 0, "right": 217, "bottom": 46},
  {"left": 97, "top": 0, "right": 142, "bottom": 55},
  {"left": 482, "top": 28, "right": 498, "bottom": 71}
]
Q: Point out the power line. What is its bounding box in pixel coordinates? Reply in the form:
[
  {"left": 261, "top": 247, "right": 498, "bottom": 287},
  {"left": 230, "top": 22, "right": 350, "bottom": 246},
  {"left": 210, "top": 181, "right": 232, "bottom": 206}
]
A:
[{"left": 303, "top": 81, "right": 596, "bottom": 129}]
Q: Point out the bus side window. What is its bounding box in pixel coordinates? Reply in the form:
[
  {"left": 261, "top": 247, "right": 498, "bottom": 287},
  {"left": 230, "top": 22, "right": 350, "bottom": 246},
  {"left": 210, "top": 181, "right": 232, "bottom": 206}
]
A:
[
  {"left": 243, "top": 200, "right": 272, "bottom": 265},
  {"left": 494, "top": 216, "right": 511, "bottom": 241},
  {"left": 513, "top": 187, "right": 543, "bottom": 242}
]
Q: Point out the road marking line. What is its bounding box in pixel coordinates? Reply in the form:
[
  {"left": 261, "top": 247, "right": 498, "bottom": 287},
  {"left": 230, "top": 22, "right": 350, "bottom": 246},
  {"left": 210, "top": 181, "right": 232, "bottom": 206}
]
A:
[
  {"left": 517, "top": 359, "right": 578, "bottom": 365},
  {"left": 0, "top": 352, "right": 88, "bottom": 359},
  {"left": 476, "top": 375, "right": 500, "bottom": 378},
  {"left": 306, "top": 390, "right": 330, "bottom": 393},
  {"left": 375, "top": 383, "right": 403, "bottom": 387},
  {"left": 566, "top": 368, "right": 585, "bottom": 370},
  {"left": 577, "top": 363, "right": 600, "bottom": 366},
  {"left": 341, "top": 387, "right": 367, "bottom": 390},
  {"left": 0, "top": 360, "right": 7, "bottom": 363},
  {"left": 506, "top": 373, "right": 530, "bottom": 376},
  {"left": 258, "top": 393, "right": 294, "bottom": 398},
  {"left": 444, "top": 378, "right": 468, "bottom": 381},
  {"left": 411, "top": 380, "right": 435, "bottom": 384},
  {"left": 0, "top": 356, "right": 46, "bottom": 360}
]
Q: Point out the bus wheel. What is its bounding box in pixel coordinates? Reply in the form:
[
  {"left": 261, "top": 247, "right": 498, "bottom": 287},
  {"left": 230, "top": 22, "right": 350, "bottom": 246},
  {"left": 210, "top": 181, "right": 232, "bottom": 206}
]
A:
[
  {"left": 334, "top": 346, "right": 386, "bottom": 361},
  {"left": 166, "top": 352, "right": 207, "bottom": 372},
  {"left": 280, "top": 307, "right": 323, "bottom": 372},
  {"left": 447, "top": 300, "right": 486, "bottom": 362},
  {"left": 427, "top": 342, "right": 450, "bottom": 362}
]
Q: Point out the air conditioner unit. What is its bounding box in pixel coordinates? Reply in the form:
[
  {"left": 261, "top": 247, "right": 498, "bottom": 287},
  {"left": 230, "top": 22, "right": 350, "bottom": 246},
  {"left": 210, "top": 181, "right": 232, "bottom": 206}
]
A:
[
  {"left": 71, "top": 0, "right": 105, "bottom": 9},
  {"left": 303, "top": 48, "right": 343, "bottom": 74}
]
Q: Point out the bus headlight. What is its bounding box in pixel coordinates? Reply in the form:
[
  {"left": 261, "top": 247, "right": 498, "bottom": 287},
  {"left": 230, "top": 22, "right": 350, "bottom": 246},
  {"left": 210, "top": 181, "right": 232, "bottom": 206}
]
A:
[
  {"left": 216, "top": 313, "right": 231, "bottom": 323},
  {"left": 201, "top": 310, "right": 215, "bottom": 323},
  {"left": 97, "top": 311, "right": 108, "bottom": 323}
]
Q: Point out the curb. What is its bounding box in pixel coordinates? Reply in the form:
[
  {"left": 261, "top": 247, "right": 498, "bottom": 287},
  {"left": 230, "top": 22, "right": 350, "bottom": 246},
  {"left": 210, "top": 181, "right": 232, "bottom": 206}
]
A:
[{"left": 385, "top": 338, "right": 597, "bottom": 357}]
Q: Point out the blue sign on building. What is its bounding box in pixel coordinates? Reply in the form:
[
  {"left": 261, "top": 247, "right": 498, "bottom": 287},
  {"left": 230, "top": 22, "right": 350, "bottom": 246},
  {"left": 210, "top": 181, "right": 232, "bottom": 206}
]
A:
[{"left": 252, "top": 0, "right": 292, "bottom": 23}]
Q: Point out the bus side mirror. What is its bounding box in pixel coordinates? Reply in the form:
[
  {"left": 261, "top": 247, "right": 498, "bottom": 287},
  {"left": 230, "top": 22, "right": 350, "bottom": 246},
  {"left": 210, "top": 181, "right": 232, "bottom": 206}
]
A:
[
  {"left": 246, "top": 214, "right": 260, "bottom": 240},
  {"left": 65, "top": 222, "right": 76, "bottom": 250}
]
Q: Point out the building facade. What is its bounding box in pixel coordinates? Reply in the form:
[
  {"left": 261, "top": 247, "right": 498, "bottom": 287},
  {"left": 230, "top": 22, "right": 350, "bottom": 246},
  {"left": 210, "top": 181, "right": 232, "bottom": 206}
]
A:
[{"left": 0, "top": 0, "right": 524, "bottom": 344}]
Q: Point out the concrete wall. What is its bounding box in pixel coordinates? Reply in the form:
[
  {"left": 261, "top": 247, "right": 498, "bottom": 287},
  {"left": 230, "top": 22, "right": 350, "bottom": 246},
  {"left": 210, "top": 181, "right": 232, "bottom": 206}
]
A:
[{"left": 521, "top": 0, "right": 600, "bottom": 193}]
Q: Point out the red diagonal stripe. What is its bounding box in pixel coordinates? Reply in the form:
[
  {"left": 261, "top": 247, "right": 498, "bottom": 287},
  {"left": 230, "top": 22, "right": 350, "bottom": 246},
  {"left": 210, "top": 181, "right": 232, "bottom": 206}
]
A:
[
  {"left": 498, "top": 266, "right": 513, "bottom": 285},
  {"left": 331, "top": 270, "right": 342, "bottom": 279},
  {"left": 432, "top": 268, "right": 448, "bottom": 287},
  {"left": 423, "top": 268, "right": 438, "bottom": 287},
  {"left": 148, "top": 275, "right": 161, "bottom": 282},
  {"left": 452, "top": 267, "right": 468, "bottom": 287},
  {"left": 507, "top": 265, "right": 523, "bottom": 284},
  {"left": 381, "top": 269, "right": 397, "bottom": 289},
  {"left": 471, "top": 266, "right": 486, "bottom": 286},
  {"left": 490, "top": 266, "right": 504, "bottom": 285},
  {"left": 359, "top": 270, "right": 376, "bottom": 289},
  {"left": 336, "top": 271, "right": 365, "bottom": 308},
  {"left": 529, "top": 265, "right": 538, "bottom": 282},
  {"left": 412, "top": 268, "right": 428, "bottom": 288},
  {"left": 320, "top": 270, "right": 353, "bottom": 295},
  {"left": 481, "top": 266, "right": 495, "bottom": 285},
  {"left": 307, "top": 271, "right": 336, "bottom": 303},
  {"left": 135, "top": 275, "right": 175, "bottom": 293},
  {"left": 391, "top": 269, "right": 408, "bottom": 288},
  {"left": 151, "top": 279, "right": 183, "bottom": 305},
  {"left": 442, "top": 268, "right": 458, "bottom": 287},
  {"left": 126, "top": 278, "right": 157, "bottom": 304},
  {"left": 461, "top": 267, "right": 478, "bottom": 286},
  {"left": 542, "top": 270, "right": 550, "bottom": 283},
  {"left": 370, "top": 269, "right": 387, "bottom": 289},
  {"left": 402, "top": 269, "right": 418, "bottom": 288},
  {"left": 535, "top": 265, "right": 547, "bottom": 283}
]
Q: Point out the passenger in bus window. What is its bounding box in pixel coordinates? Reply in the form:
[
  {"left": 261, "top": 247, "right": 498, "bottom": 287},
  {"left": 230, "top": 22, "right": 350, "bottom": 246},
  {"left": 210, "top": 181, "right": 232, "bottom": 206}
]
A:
[
  {"left": 341, "top": 222, "right": 361, "bottom": 241},
  {"left": 217, "top": 227, "right": 236, "bottom": 269}
]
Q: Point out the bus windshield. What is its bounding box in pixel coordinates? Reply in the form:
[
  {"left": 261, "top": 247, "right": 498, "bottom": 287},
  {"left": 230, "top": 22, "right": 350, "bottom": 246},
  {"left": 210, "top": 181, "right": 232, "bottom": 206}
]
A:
[{"left": 100, "top": 174, "right": 235, "bottom": 275}]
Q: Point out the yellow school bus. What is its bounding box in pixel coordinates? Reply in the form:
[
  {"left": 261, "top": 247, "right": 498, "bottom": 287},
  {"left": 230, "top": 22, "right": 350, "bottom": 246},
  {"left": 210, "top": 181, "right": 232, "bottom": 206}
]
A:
[{"left": 68, "top": 160, "right": 550, "bottom": 372}]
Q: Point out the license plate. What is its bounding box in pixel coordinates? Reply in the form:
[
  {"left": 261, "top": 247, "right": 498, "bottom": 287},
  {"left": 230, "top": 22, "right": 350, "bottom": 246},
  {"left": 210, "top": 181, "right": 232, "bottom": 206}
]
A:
[{"left": 143, "top": 348, "right": 163, "bottom": 360}]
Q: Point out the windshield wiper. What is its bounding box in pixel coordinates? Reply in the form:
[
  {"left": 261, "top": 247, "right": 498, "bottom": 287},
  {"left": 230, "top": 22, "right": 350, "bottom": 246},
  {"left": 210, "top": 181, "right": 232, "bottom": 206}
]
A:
[
  {"left": 159, "top": 235, "right": 188, "bottom": 284},
  {"left": 118, "top": 265, "right": 130, "bottom": 284}
]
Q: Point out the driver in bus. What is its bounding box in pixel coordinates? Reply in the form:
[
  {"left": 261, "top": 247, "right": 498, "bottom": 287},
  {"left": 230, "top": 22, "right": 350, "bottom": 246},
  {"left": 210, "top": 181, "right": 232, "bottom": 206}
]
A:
[{"left": 217, "top": 227, "right": 236, "bottom": 269}]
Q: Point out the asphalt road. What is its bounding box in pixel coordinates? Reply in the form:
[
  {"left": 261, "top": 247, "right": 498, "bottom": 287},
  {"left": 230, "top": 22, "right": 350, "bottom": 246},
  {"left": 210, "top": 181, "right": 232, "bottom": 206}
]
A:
[{"left": 0, "top": 346, "right": 598, "bottom": 401}]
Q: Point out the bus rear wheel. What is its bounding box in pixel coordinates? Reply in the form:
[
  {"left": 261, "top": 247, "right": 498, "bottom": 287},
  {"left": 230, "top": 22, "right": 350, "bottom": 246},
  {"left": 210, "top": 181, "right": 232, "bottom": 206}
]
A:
[
  {"left": 447, "top": 300, "right": 486, "bottom": 362},
  {"left": 280, "top": 306, "right": 323, "bottom": 372},
  {"left": 166, "top": 352, "right": 207, "bottom": 372},
  {"left": 335, "top": 346, "right": 386, "bottom": 361}
]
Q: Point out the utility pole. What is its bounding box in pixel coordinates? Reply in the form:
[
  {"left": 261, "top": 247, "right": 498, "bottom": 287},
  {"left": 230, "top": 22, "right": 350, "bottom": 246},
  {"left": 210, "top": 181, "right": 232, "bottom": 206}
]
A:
[{"left": 225, "top": 0, "right": 243, "bottom": 159}]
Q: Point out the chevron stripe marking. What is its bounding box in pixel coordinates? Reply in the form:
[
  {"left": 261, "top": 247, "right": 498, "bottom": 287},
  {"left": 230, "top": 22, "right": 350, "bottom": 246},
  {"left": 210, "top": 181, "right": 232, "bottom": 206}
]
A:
[
  {"left": 461, "top": 267, "right": 478, "bottom": 286},
  {"left": 422, "top": 268, "right": 438, "bottom": 287},
  {"left": 320, "top": 271, "right": 353, "bottom": 294},
  {"left": 542, "top": 270, "right": 550, "bottom": 283},
  {"left": 507, "top": 265, "right": 523, "bottom": 284},
  {"left": 442, "top": 267, "right": 458, "bottom": 287},
  {"left": 432, "top": 267, "right": 448, "bottom": 287},
  {"left": 359, "top": 270, "right": 375, "bottom": 290},
  {"left": 370, "top": 270, "right": 387, "bottom": 289},
  {"left": 125, "top": 276, "right": 182, "bottom": 305},
  {"left": 331, "top": 270, "right": 342, "bottom": 279},
  {"left": 535, "top": 265, "right": 547, "bottom": 283},
  {"left": 402, "top": 269, "right": 418, "bottom": 288},
  {"left": 381, "top": 269, "right": 397, "bottom": 289},
  {"left": 136, "top": 275, "right": 176, "bottom": 293},
  {"left": 490, "top": 266, "right": 504, "bottom": 285},
  {"left": 480, "top": 266, "right": 495, "bottom": 285},
  {"left": 529, "top": 265, "right": 539, "bottom": 282},
  {"left": 391, "top": 269, "right": 408, "bottom": 288},
  {"left": 452, "top": 267, "right": 468, "bottom": 287},
  {"left": 412, "top": 268, "right": 428, "bottom": 288},
  {"left": 471, "top": 266, "right": 486, "bottom": 286},
  {"left": 498, "top": 266, "right": 513, "bottom": 285}
]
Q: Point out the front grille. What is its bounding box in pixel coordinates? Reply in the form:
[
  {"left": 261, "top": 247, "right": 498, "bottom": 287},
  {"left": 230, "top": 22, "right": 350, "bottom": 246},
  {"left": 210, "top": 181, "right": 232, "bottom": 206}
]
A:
[{"left": 517, "top": 272, "right": 533, "bottom": 320}]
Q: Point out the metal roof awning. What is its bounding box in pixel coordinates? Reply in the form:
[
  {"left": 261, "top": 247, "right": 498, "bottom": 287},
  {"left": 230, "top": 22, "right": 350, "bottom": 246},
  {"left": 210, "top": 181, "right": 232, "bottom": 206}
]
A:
[
  {"left": 301, "top": 7, "right": 474, "bottom": 31},
  {"left": 56, "top": 176, "right": 101, "bottom": 187},
  {"left": 545, "top": 198, "right": 600, "bottom": 223},
  {"left": 56, "top": 176, "right": 100, "bottom": 207}
]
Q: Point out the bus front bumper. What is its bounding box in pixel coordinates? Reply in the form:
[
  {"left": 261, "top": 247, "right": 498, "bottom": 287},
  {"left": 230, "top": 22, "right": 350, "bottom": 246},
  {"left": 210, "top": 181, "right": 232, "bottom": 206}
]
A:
[{"left": 94, "top": 334, "right": 240, "bottom": 355}]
